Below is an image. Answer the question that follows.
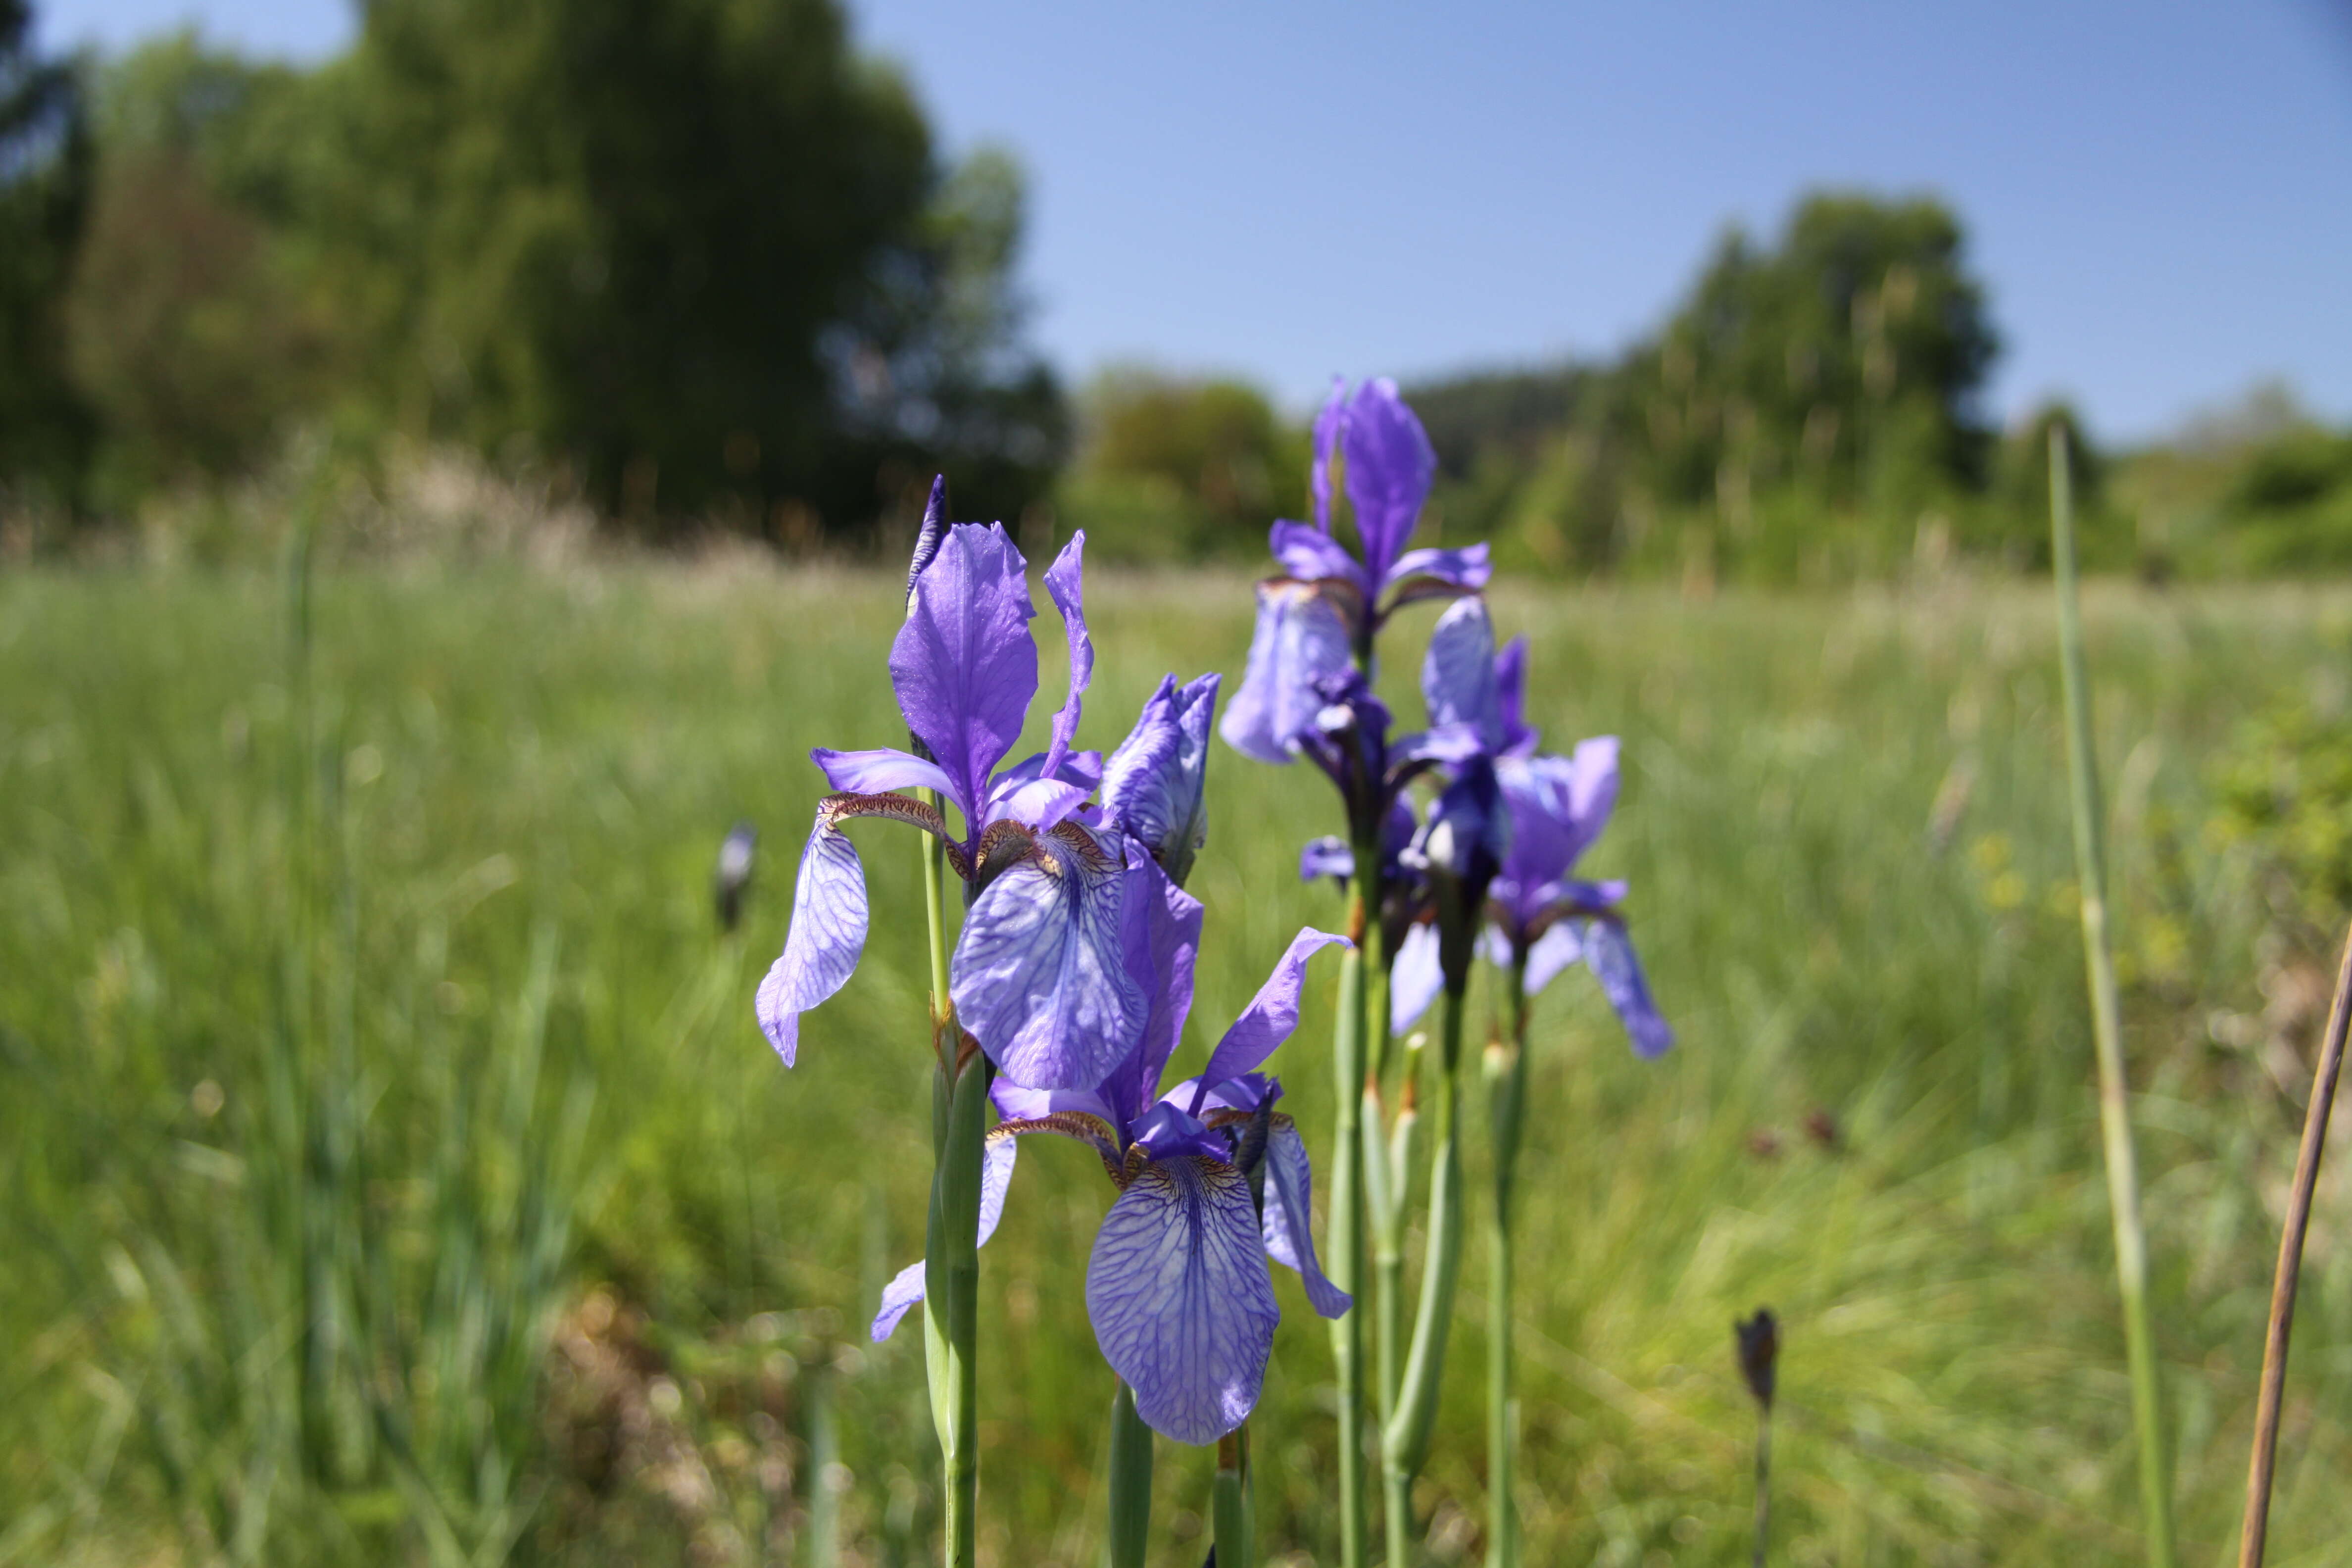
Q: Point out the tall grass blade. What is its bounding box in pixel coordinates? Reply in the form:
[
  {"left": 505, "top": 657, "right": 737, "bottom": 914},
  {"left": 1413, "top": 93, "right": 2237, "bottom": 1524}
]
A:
[
  {"left": 2049, "top": 425, "right": 2175, "bottom": 1567},
  {"left": 2237, "top": 918, "right": 2352, "bottom": 1567}
]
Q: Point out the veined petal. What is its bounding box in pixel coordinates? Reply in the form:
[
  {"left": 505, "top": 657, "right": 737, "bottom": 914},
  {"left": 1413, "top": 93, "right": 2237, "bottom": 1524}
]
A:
[
  {"left": 1037, "top": 533, "right": 1095, "bottom": 785},
  {"left": 756, "top": 805, "right": 871, "bottom": 1064},
  {"left": 992, "top": 776, "right": 1092, "bottom": 833},
  {"left": 1098, "top": 852, "right": 1205, "bottom": 1130},
  {"left": 1389, "top": 919, "right": 1443, "bottom": 1036},
  {"left": 1298, "top": 836, "right": 1354, "bottom": 885},
  {"left": 1261, "top": 1118, "right": 1350, "bottom": 1318},
  {"left": 1101, "top": 673, "right": 1219, "bottom": 882},
  {"left": 1342, "top": 379, "right": 1436, "bottom": 588},
  {"left": 1521, "top": 920, "right": 1584, "bottom": 996},
  {"left": 891, "top": 523, "right": 1039, "bottom": 818},
  {"left": 1086, "top": 1154, "right": 1279, "bottom": 1445},
  {"left": 1582, "top": 918, "right": 1674, "bottom": 1058},
  {"left": 1270, "top": 519, "right": 1364, "bottom": 587},
  {"left": 951, "top": 823, "right": 1145, "bottom": 1090},
  {"left": 812, "top": 746, "right": 961, "bottom": 803},
  {"left": 1198, "top": 928, "right": 1352, "bottom": 1087},
  {"left": 870, "top": 1130, "right": 1021, "bottom": 1340},
  {"left": 1421, "top": 595, "right": 1502, "bottom": 745},
  {"left": 1219, "top": 580, "right": 1353, "bottom": 766}
]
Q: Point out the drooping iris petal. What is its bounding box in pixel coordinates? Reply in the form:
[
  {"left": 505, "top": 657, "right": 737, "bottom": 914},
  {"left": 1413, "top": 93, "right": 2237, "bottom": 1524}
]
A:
[
  {"left": 951, "top": 824, "right": 1146, "bottom": 1090},
  {"left": 812, "top": 746, "right": 960, "bottom": 799},
  {"left": 1037, "top": 533, "right": 1095, "bottom": 786},
  {"left": 1220, "top": 580, "right": 1354, "bottom": 766},
  {"left": 1197, "top": 927, "right": 1352, "bottom": 1087},
  {"left": 1097, "top": 853, "right": 1205, "bottom": 1131},
  {"left": 1520, "top": 920, "right": 1584, "bottom": 996},
  {"left": 756, "top": 810, "right": 869, "bottom": 1065},
  {"left": 1389, "top": 920, "right": 1444, "bottom": 1036},
  {"left": 1101, "top": 673, "right": 1220, "bottom": 882},
  {"left": 1495, "top": 738, "right": 1620, "bottom": 926},
  {"left": 870, "top": 1130, "right": 1021, "bottom": 1340},
  {"left": 890, "top": 523, "right": 1038, "bottom": 819},
  {"left": 1260, "top": 1119, "right": 1351, "bottom": 1319},
  {"left": 1421, "top": 595, "right": 1503, "bottom": 746},
  {"left": 1298, "top": 836, "right": 1354, "bottom": 884},
  {"left": 1580, "top": 918, "right": 1674, "bottom": 1058},
  {"left": 1341, "top": 379, "right": 1437, "bottom": 588},
  {"left": 1086, "top": 1154, "right": 1279, "bottom": 1445},
  {"left": 1269, "top": 520, "right": 1364, "bottom": 588}
]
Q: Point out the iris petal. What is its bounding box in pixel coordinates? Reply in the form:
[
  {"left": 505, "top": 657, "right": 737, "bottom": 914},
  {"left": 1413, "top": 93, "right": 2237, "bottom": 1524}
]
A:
[
  {"left": 1581, "top": 918, "right": 1674, "bottom": 1058},
  {"left": 1198, "top": 927, "right": 1352, "bottom": 1087},
  {"left": 1421, "top": 595, "right": 1502, "bottom": 746},
  {"left": 755, "top": 808, "right": 869, "bottom": 1065},
  {"left": 1270, "top": 519, "right": 1365, "bottom": 588},
  {"left": 1101, "top": 673, "right": 1220, "bottom": 879},
  {"left": 1298, "top": 836, "right": 1354, "bottom": 884},
  {"left": 1037, "top": 533, "right": 1095, "bottom": 787},
  {"left": 951, "top": 825, "right": 1146, "bottom": 1090},
  {"left": 1521, "top": 920, "right": 1584, "bottom": 996},
  {"left": 1308, "top": 377, "right": 1344, "bottom": 534},
  {"left": 811, "top": 746, "right": 961, "bottom": 800},
  {"left": 1097, "top": 853, "right": 1205, "bottom": 1131},
  {"left": 1341, "top": 379, "right": 1437, "bottom": 588},
  {"left": 1384, "top": 542, "right": 1493, "bottom": 600},
  {"left": 1261, "top": 1121, "right": 1351, "bottom": 1319},
  {"left": 869, "top": 1131, "right": 1021, "bottom": 1341},
  {"left": 1086, "top": 1154, "right": 1278, "bottom": 1445},
  {"left": 1389, "top": 920, "right": 1444, "bottom": 1036},
  {"left": 891, "top": 523, "right": 1039, "bottom": 820},
  {"left": 1219, "top": 580, "right": 1353, "bottom": 766}
]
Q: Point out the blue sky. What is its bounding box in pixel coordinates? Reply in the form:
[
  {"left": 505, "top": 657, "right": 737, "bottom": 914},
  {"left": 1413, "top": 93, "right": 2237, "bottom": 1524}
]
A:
[{"left": 35, "top": 0, "right": 2352, "bottom": 442}]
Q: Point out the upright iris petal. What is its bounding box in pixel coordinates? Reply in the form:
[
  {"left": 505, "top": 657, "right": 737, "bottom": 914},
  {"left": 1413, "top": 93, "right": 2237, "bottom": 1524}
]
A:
[
  {"left": 1220, "top": 581, "right": 1352, "bottom": 766},
  {"left": 1340, "top": 378, "right": 1439, "bottom": 590},
  {"left": 1101, "top": 672, "right": 1220, "bottom": 884},
  {"left": 889, "top": 523, "right": 1038, "bottom": 825}
]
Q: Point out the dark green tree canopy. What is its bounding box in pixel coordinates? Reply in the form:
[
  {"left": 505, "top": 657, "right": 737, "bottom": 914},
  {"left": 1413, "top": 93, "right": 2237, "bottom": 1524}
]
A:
[{"left": 0, "top": 0, "right": 92, "bottom": 504}]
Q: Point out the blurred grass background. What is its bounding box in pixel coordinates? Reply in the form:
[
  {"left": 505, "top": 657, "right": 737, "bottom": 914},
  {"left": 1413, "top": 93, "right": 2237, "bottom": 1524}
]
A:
[{"left": 8, "top": 550, "right": 2352, "bottom": 1564}]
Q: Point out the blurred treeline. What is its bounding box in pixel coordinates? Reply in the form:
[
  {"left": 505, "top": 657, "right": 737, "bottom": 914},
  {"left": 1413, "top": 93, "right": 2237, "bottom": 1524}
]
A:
[
  {"left": 0, "top": 0, "right": 1064, "bottom": 544},
  {"left": 1059, "top": 196, "right": 2352, "bottom": 583},
  {"left": 5, "top": 0, "right": 2351, "bottom": 574}
]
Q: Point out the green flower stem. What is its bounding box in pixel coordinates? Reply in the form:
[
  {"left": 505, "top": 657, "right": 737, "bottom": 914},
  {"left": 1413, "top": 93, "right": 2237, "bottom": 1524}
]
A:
[
  {"left": 1214, "top": 1423, "right": 1256, "bottom": 1568},
  {"left": 1328, "top": 877, "right": 1372, "bottom": 1568},
  {"left": 921, "top": 790, "right": 953, "bottom": 1032},
  {"left": 1107, "top": 1381, "right": 1153, "bottom": 1568},
  {"left": 1383, "top": 982, "right": 1468, "bottom": 1567},
  {"left": 2050, "top": 426, "right": 2175, "bottom": 1568},
  {"left": 1481, "top": 963, "right": 1532, "bottom": 1568},
  {"left": 1364, "top": 942, "right": 1406, "bottom": 1429},
  {"left": 926, "top": 1049, "right": 991, "bottom": 1568}
]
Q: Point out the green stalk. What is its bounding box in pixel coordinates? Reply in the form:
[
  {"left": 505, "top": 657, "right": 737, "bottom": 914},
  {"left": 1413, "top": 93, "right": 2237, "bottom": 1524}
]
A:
[
  {"left": 1214, "top": 1423, "right": 1256, "bottom": 1568},
  {"left": 1107, "top": 1381, "right": 1153, "bottom": 1568},
  {"left": 1482, "top": 961, "right": 1531, "bottom": 1568},
  {"left": 1383, "top": 984, "right": 1468, "bottom": 1567},
  {"left": 1365, "top": 938, "right": 1406, "bottom": 1432},
  {"left": 921, "top": 791, "right": 953, "bottom": 1021},
  {"left": 2049, "top": 425, "right": 2175, "bottom": 1568},
  {"left": 925, "top": 1053, "right": 989, "bottom": 1568},
  {"left": 1328, "top": 846, "right": 1374, "bottom": 1568}
]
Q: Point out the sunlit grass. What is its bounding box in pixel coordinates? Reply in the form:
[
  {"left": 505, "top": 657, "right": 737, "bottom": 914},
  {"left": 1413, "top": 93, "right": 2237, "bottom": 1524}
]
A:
[{"left": 7, "top": 561, "right": 2352, "bottom": 1564}]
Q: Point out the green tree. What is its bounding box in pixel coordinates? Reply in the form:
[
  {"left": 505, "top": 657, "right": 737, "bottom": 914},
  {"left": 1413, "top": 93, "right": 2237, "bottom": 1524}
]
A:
[
  {"left": 0, "top": 0, "right": 93, "bottom": 510},
  {"left": 1058, "top": 367, "right": 1306, "bottom": 561}
]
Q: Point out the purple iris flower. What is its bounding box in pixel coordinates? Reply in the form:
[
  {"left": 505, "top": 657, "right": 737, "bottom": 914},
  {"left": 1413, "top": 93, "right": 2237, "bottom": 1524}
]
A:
[
  {"left": 755, "top": 482, "right": 1150, "bottom": 1091},
  {"left": 1388, "top": 597, "right": 1672, "bottom": 1056},
  {"left": 1222, "top": 379, "right": 1492, "bottom": 766},
  {"left": 868, "top": 869, "right": 1353, "bottom": 1444},
  {"left": 1099, "top": 672, "right": 1220, "bottom": 888}
]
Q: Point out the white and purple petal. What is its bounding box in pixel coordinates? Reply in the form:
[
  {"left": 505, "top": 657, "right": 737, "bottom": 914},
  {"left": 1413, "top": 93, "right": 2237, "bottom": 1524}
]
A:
[
  {"left": 951, "top": 825, "right": 1146, "bottom": 1090},
  {"left": 1421, "top": 595, "right": 1503, "bottom": 747},
  {"left": 1219, "top": 580, "right": 1353, "bottom": 766},
  {"left": 1520, "top": 920, "right": 1585, "bottom": 997},
  {"left": 1086, "top": 1154, "right": 1279, "bottom": 1445},
  {"left": 1270, "top": 519, "right": 1366, "bottom": 588},
  {"left": 812, "top": 746, "right": 961, "bottom": 801},
  {"left": 1097, "top": 853, "right": 1206, "bottom": 1129},
  {"left": 1383, "top": 542, "right": 1493, "bottom": 601},
  {"left": 1389, "top": 920, "right": 1444, "bottom": 1036},
  {"left": 1260, "top": 1120, "right": 1351, "bottom": 1319},
  {"left": 1101, "top": 673, "right": 1220, "bottom": 878},
  {"left": 1298, "top": 836, "right": 1354, "bottom": 885},
  {"left": 755, "top": 808, "right": 871, "bottom": 1065},
  {"left": 891, "top": 523, "right": 1039, "bottom": 818}
]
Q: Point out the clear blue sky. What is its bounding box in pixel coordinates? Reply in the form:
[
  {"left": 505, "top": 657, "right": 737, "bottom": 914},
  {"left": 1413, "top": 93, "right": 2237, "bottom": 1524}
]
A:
[{"left": 34, "top": 0, "right": 2352, "bottom": 443}]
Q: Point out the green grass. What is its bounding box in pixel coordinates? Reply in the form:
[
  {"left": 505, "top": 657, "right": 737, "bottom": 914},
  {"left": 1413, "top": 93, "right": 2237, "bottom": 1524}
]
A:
[{"left": 7, "top": 558, "right": 2352, "bottom": 1565}]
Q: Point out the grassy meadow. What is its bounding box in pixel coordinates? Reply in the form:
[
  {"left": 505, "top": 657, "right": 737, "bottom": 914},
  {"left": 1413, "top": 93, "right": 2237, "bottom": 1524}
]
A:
[{"left": 7, "top": 551, "right": 2352, "bottom": 1566}]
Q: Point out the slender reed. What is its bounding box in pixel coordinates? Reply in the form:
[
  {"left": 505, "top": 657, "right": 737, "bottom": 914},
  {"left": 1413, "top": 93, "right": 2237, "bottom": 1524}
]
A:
[
  {"left": 1213, "top": 1423, "right": 1256, "bottom": 1568},
  {"left": 2238, "top": 918, "right": 2352, "bottom": 1567},
  {"left": 1328, "top": 823, "right": 1377, "bottom": 1568},
  {"left": 2049, "top": 426, "right": 2175, "bottom": 1568},
  {"left": 1107, "top": 1381, "right": 1153, "bottom": 1568},
  {"left": 1481, "top": 959, "right": 1532, "bottom": 1568},
  {"left": 1383, "top": 983, "right": 1469, "bottom": 1567}
]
